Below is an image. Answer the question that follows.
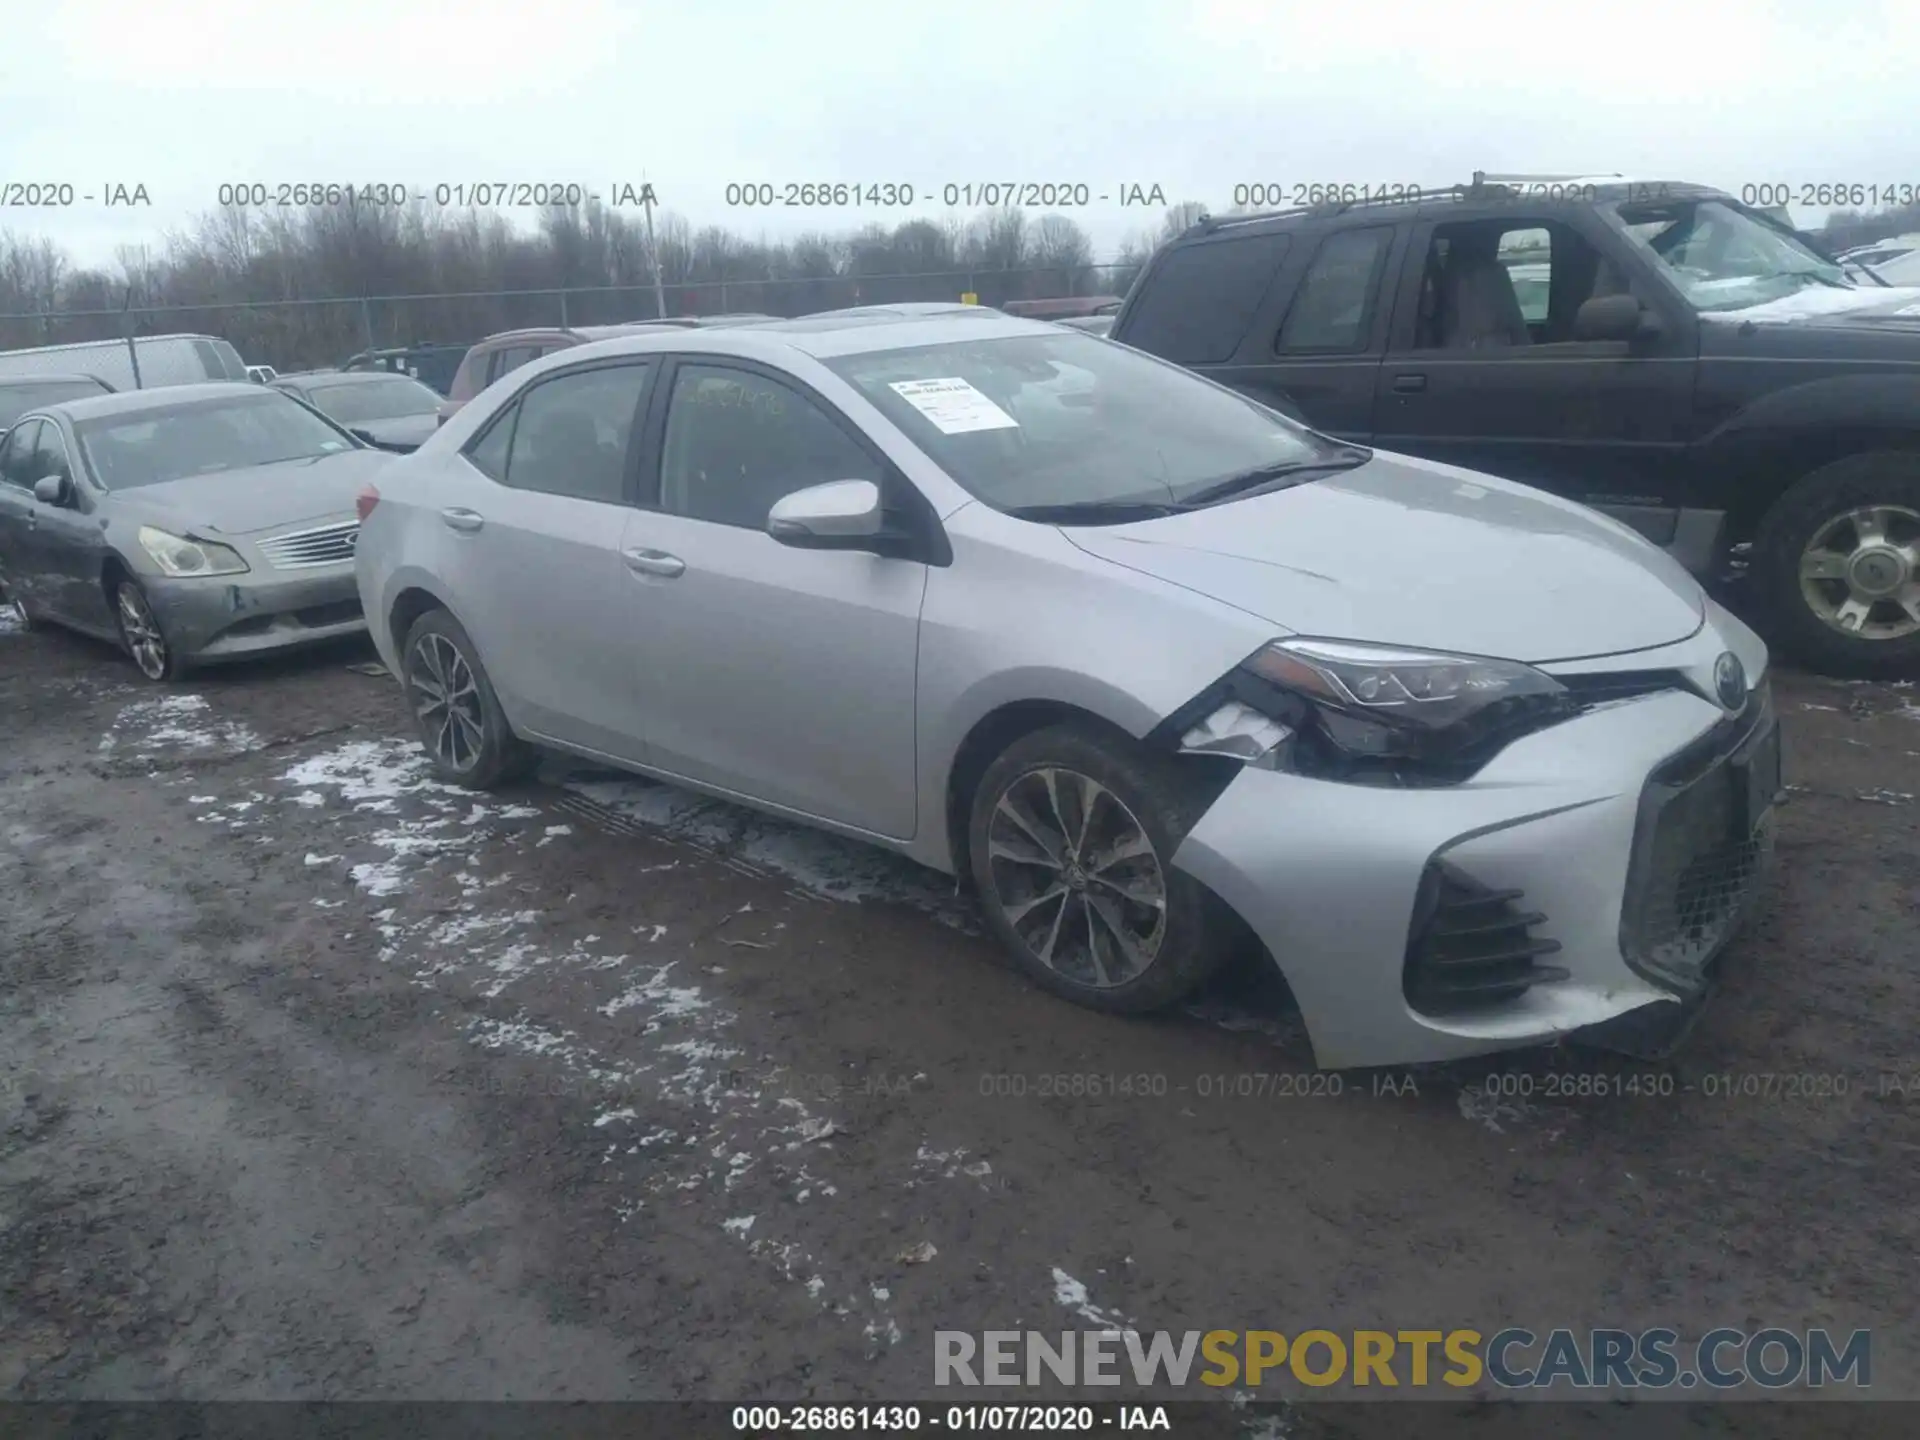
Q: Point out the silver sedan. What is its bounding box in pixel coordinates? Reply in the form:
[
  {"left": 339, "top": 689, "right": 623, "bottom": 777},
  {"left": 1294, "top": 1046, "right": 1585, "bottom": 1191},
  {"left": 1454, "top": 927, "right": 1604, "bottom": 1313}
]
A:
[
  {"left": 0, "top": 384, "right": 390, "bottom": 680},
  {"left": 354, "top": 313, "right": 1781, "bottom": 1069}
]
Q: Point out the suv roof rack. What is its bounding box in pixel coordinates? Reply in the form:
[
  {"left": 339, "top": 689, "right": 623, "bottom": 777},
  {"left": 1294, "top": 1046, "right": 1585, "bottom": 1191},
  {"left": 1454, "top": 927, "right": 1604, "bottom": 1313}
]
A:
[{"left": 1186, "top": 171, "right": 1638, "bottom": 239}]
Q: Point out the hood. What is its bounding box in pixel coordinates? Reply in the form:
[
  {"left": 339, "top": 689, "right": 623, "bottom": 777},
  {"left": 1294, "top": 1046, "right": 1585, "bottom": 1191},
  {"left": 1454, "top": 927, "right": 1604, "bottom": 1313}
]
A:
[
  {"left": 108, "top": 448, "right": 394, "bottom": 536},
  {"left": 1061, "top": 452, "right": 1705, "bottom": 665},
  {"left": 1699, "top": 284, "right": 1920, "bottom": 329},
  {"left": 351, "top": 413, "right": 439, "bottom": 450}
]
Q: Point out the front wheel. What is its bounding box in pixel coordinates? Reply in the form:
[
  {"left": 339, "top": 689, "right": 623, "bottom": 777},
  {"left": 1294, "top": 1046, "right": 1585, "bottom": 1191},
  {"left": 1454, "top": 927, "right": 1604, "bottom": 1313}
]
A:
[
  {"left": 967, "top": 721, "right": 1234, "bottom": 1014},
  {"left": 400, "top": 607, "right": 534, "bottom": 788},
  {"left": 114, "top": 579, "right": 188, "bottom": 681},
  {"left": 1752, "top": 452, "right": 1920, "bottom": 678}
]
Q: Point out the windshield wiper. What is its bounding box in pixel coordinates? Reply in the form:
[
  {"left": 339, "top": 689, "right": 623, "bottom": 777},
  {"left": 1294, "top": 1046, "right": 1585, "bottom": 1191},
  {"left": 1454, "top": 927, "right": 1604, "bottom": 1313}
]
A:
[
  {"left": 1004, "top": 500, "right": 1190, "bottom": 523},
  {"left": 1182, "top": 446, "right": 1372, "bottom": 507}
]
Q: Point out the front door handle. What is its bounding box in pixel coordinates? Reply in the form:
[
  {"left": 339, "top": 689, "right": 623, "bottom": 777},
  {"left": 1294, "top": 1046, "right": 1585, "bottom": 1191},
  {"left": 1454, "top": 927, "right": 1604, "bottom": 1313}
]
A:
[
  {"left": 25, "top": 512, "right": 37, "bottom": 530},
  {"left": 623, "top": 547, "right": 685, "bottom": 579},
  {"left": 1391, "top": 373, "right": 1428, "bottom": 394},
  {"left": 440, "top": 507, "right": 485, "bottom": 533}
]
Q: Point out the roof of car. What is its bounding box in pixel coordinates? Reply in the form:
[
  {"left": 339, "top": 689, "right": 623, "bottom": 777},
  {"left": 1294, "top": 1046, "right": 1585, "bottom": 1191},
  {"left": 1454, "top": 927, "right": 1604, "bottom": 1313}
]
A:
[
  {"left": 800, "top": 303, "right": 997, "bottom": 318},
  {"left": 554, "top": 311, "right": 1065, "bottom": 365},
  {"left": 474, "top": 316, "right": 782, "bottom": 347},
  {"left": 1188, "top": 178, "right": 1730, "bottom": 242},
  {"left": 0, "top": 373, "right": 114, "bottom": 388},
  {"left": 276, "top": 370, "right": 424, "bottom": 388},
  {"left": 34, "top": 381, "right": 278, "bottom": 423}
]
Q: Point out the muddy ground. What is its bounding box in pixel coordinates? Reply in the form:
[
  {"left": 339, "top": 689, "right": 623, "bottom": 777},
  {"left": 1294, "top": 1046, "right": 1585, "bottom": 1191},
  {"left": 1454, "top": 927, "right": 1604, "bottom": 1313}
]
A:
[{"left": 1, "top": 608, "right": 1917, "bottom": 1436}]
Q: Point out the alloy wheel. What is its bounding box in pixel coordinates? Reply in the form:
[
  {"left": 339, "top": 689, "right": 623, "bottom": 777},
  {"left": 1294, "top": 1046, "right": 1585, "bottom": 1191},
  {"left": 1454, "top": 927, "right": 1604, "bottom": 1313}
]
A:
[
  {"left": 1798, "top": 504, "right": 1920, "bottom": 642},
  {"left": 116, "top": 584, "right": 170, "bottom": 679},
  {"left": 984, "top": 766, "right": 1168, "bottom": 989},
  {"left": 408, "top": 632, "right": 486, "bottom": 773}
]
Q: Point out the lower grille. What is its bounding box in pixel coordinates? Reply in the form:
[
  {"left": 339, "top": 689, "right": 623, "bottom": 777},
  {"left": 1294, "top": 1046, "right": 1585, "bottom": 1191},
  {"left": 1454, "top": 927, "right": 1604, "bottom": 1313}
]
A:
[
  {"left": 1620, "top": 692, "right": 1778, "bottom": 992},
  {"left": 256, "top": 519, "right": 359, "bottom": 570},
  {"left": 294, "top": 600, "right": 363, "bottom": 628},
  {"left": 1404, "top": 864, "right": 1567, "bottom": 1016}
]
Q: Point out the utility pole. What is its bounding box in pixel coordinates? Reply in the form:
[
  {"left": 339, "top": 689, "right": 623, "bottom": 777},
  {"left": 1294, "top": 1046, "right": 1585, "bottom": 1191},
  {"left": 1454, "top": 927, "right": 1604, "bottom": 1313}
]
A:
[{"left": 643, "top": 179, "right": 668, "bottom": 319}]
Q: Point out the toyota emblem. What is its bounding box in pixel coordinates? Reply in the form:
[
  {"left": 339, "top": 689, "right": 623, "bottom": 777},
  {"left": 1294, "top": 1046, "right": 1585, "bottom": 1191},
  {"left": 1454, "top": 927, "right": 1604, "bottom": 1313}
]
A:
[{"left": 1713, "top": 652, "right": 1746, "bottom": 710}]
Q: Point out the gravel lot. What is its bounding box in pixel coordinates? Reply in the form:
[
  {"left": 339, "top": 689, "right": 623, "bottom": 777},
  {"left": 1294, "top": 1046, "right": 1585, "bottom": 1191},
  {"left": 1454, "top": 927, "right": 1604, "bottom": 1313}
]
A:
[{"left": 2, "top": 609, "right": 1917, "bottom": 1432}]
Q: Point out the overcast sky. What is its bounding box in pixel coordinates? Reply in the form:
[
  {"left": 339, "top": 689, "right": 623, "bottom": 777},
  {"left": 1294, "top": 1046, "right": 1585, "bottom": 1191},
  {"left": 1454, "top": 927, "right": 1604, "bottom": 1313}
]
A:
[{"left": 3, "top": 0, "right": 1917, "bottom": 271}]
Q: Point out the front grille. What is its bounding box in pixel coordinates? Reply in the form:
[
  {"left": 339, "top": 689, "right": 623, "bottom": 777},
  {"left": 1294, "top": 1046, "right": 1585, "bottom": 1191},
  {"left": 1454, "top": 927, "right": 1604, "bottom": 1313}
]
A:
[
  {"left": 294, "top": 600, "right": 363, "bottom": 628},
  {"left": 1619, "top": 689, "right": 1777, "bottom": 993},
  {"left": 255, "top": 519, "right": 358, "bottom": 570},
  {"left": 1559, "top": 669, "right": 1691, "bottom": 708},
  {"left": 1403, "top": 863, "right": 1567, "bottom": 1016}
]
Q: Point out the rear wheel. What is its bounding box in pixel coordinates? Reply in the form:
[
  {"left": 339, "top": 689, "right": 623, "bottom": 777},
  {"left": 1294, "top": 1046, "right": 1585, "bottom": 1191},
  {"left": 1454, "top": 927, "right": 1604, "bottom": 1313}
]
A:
[
  {"left": 967, "top": 721, "right": 1234, "bottom": 1013},
  {"left": 400, "top": 607, "right": 534, "bottom": 788},
  {"left": 114, "top": 579, "right": 187, "bottom": 681},
  {"left": 1753, "top": 452, "right": 1920, "bottom": 678}
]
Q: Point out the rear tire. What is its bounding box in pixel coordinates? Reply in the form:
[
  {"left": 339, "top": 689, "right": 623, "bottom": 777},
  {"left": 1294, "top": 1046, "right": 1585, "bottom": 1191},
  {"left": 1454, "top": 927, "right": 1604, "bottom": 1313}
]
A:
[
  {"left": 966, "top": 721, "right": 1233, "bottom": 1014},
  {"left": 400, "top": 607, "right": 534, "bottom": 789},
  {"left": 1752, "top": 451, "right": 1920, "bottom": 678}
]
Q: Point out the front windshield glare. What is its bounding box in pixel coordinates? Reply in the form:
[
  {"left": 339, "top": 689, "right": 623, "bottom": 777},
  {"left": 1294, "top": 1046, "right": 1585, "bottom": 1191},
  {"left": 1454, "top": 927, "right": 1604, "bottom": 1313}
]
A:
[
  {"left": 825, "top": 331, "right": 1328, "bottom": 511},
  {"left": 1613, "top": 199, "right": 1850, "bottom": 312},
  {"left": 308, "top": 377, "right": 440, "bottom": 423},
  {"left": 76, "top": 394, "right": 356, "bottom": 490}
]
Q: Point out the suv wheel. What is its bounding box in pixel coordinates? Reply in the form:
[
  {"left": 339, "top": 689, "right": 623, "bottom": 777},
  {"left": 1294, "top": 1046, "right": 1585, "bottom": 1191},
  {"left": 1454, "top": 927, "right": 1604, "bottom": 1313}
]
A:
[
  {"left": 1753, "top": 451, "right": 1920, "bottom": 678},
  {"left": 967, "top": 721, "right": 1234, "bottom": 1013}
]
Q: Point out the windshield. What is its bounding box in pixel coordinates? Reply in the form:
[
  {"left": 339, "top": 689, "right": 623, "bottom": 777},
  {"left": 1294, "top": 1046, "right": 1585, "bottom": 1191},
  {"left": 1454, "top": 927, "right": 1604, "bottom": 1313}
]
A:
[
  {"left": 0, "top": 380, "right": 107, "bottom": 429},
  {"left": 1612, "top": 198, "right": 1853, "bottom": 312},
  {"left": 75, "top": 393, "right": 357, "bottom": 490},
  {"left": 303, "top": 376, "right": 441, "bottom": 423},
  {"left": 824, "top": 331, "right": 1337, "bottom": 513}
]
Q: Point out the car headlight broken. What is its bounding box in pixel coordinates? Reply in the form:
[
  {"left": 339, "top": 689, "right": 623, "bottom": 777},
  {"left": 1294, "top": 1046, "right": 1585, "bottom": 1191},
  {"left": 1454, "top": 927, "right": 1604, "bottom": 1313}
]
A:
[
  {"left": 1180, "top": 700, "right": 1293, "bottom": 767},
  {"left": 1238, "top": 638, "right": 1574, "bottom": 775},
  {"left": 137, "top": 525, "right": 250, "bottom": 578}
]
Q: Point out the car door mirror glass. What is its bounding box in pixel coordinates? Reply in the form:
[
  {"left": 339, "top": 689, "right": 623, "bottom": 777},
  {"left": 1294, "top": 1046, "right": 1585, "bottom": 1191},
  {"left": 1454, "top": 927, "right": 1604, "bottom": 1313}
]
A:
[
  {"left": 1572, "top": 293, "right": 1643, "bottom": 343},
  {"left": 767, "top": 479, "right": 884, "bottom": 546}
]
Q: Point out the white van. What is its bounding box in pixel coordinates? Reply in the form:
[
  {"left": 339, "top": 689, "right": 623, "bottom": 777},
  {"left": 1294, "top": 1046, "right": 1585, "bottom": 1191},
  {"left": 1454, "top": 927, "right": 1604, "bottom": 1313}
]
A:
[{"left": 0, "top": 333, "right": 250, "bottom": 390}]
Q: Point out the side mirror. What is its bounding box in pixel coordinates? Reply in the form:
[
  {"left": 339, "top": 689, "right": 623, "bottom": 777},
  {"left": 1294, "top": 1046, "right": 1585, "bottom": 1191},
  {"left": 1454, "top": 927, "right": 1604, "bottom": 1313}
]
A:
[
  {"left": 33, "top": 475, "right": 70, "bottom": 506},
  {"left": 1573, "top": 293, "right": 1656, "bottom": 343},
  {"left": 767, "top": 479, "right": 885, "bottom": 548}
]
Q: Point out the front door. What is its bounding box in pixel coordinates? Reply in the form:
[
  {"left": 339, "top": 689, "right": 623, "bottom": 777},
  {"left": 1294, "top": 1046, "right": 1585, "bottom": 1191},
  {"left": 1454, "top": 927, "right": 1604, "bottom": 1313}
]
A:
[
  {"left": 1371, "top": 213, "right": 1698, "bottom": 528},
  {"left": 24, "top": 423, "right": 116, "bottom": 631},
  {"left": 0, "top": 421, "right": 42, "bottom": 610},
  {"left": 620, "top": 359, "right": 925, "bottom": 839},
  {"left": 437, "top": 359, "right": 657, "bottom": 762}
]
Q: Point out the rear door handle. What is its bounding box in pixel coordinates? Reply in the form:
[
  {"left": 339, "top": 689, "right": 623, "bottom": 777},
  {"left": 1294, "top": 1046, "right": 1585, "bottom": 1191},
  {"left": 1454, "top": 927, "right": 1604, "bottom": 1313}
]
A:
[
  {"left": 623, "top": 548, "right": 685, "bottom": 579},
  {"left": 1391, "top": 373, "right": 1428, "bottom": 393},
  {"left": 440, "top": 507, "right": 484, "bottom": 533}
]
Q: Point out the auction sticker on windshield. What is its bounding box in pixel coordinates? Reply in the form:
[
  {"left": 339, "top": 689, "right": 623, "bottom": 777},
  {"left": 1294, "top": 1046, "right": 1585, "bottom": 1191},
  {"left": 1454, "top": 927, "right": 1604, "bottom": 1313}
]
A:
[{"left": 889, "top": 377, "right": 1020, "bottom": 434}]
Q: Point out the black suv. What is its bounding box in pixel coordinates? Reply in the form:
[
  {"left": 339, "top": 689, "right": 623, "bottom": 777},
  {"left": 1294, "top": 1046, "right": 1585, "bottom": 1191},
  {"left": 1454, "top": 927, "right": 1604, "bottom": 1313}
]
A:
[{"left": 1110, "top": 176, "right": 1920, "bottom": 677}]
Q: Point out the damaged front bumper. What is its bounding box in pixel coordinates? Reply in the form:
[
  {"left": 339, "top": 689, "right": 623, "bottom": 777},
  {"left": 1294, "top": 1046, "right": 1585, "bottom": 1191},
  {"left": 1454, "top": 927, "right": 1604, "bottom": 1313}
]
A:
[
  {"left": 1171, "top": 681, "right": 1779, "bottom": 1070},
  {"left": 145, "top": 562, "right": 366, "bottom": 664}
]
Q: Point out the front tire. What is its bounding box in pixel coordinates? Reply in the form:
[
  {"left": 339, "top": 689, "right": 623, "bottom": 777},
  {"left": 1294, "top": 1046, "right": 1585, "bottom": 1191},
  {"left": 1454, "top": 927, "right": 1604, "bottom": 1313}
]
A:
[
  {"left": 114, "top": 579, "right": 188, "bottom": 681},
  {"left": 400, "top": 607, "right": 534, "bottom": 789},
  {"left": 967, "top": 721, "right": 1233, "bottom": 1014},
  {"left": 1752, "top": 451, "right": 1920, "bottom": 678}
]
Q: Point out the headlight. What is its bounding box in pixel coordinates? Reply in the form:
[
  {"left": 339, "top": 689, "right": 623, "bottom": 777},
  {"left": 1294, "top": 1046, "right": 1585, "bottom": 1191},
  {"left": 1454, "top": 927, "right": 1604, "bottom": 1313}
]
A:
[
  {"left": 1237, "top": 638, "right": 1574, "bottom": 774},
  {"left": 137, "top": 525, "right": 250, "bottom": 578}
]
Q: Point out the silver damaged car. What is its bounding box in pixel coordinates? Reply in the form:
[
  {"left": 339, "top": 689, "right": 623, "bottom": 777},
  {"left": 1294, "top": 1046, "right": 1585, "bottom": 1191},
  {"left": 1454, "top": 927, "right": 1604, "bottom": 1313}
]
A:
[
  {"left": 0, "top": 384, "right": 388, "bottom": 679},
  {"left": 354, "top": 313, "right": 1783, "bottom": 1069}
]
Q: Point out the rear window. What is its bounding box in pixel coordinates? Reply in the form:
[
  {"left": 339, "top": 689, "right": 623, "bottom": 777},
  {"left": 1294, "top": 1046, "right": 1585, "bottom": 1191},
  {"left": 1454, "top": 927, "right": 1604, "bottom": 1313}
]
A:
[
  {"left": 1121, "top": 233, "right": 1291, "bottom": 364},
  {"left": 190, "top": 339, "right": 249, "bottom": 381}
]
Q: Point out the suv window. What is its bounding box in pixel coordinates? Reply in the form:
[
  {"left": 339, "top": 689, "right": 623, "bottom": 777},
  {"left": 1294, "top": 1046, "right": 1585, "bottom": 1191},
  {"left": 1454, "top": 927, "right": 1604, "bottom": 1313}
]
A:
[
  {"left": 1410, "top": 218, "right": 1607, "bottom": 350},
  {"left": 0, "top": 420, "right": 40, "bottom": 488},
  {"left": 1277, "top": 227, "right": 1393, "bottom": 352},
  {"left": 499, "top": 363, "right": 651, "bottom": 503},
  {"left": 659, "top": 364, "right": 881, "bottom": 529},
  {"left": 1123, "top": 233, "right": 1290, "bottom": 364},
  {"left": 488, "top": 345, "right": 545, "bottom": 384}
]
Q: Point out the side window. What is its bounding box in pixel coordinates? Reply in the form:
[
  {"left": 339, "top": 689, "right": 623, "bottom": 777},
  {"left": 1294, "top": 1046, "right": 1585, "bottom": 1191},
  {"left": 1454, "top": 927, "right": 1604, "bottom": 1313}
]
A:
[
  {"left": 488, "top": 345, "right": 542, "bottom": 384},
  {"left": 0, "top": 420, "right": 40, "bottom": 489},
  {"left": 659, "top": 365, "right": 880, "bottom": 529},
  {"left": 501, "top": 364, "right": 651, "bottom": 503},
  {"left": 465, "top": 404, "right": 516, "bottom": 482},
  {"left": 31, "top": 424, "right": 73, "bottom": 483},
  {"left": 1122, "top": 233, "right": 1291, "bottom": 364},
  {"left": 1498, "top": 228, "right": 1553, "bottom": 326},
  {"left": 1277, "top": 227, "right": 1394, "bottom": 352},
  {"left": 1413, "top": 219, "right": 1609, "bottom": 350}
]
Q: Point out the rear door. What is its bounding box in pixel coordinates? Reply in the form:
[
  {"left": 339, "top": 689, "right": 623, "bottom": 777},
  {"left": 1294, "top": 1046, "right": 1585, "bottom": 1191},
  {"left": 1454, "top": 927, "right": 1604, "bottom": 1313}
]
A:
[
  {"left": 437, "top": 359, "right": 658, "bottom": 761},
  {"left": 1204, "top": 223, "right": 1402, "bottom": 439}
]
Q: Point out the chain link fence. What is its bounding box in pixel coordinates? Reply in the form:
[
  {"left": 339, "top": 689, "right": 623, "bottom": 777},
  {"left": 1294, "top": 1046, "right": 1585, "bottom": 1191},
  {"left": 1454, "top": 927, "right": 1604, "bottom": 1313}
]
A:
[{"left": 0, "top": 264, "right": 1138, "bottom": 376}]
